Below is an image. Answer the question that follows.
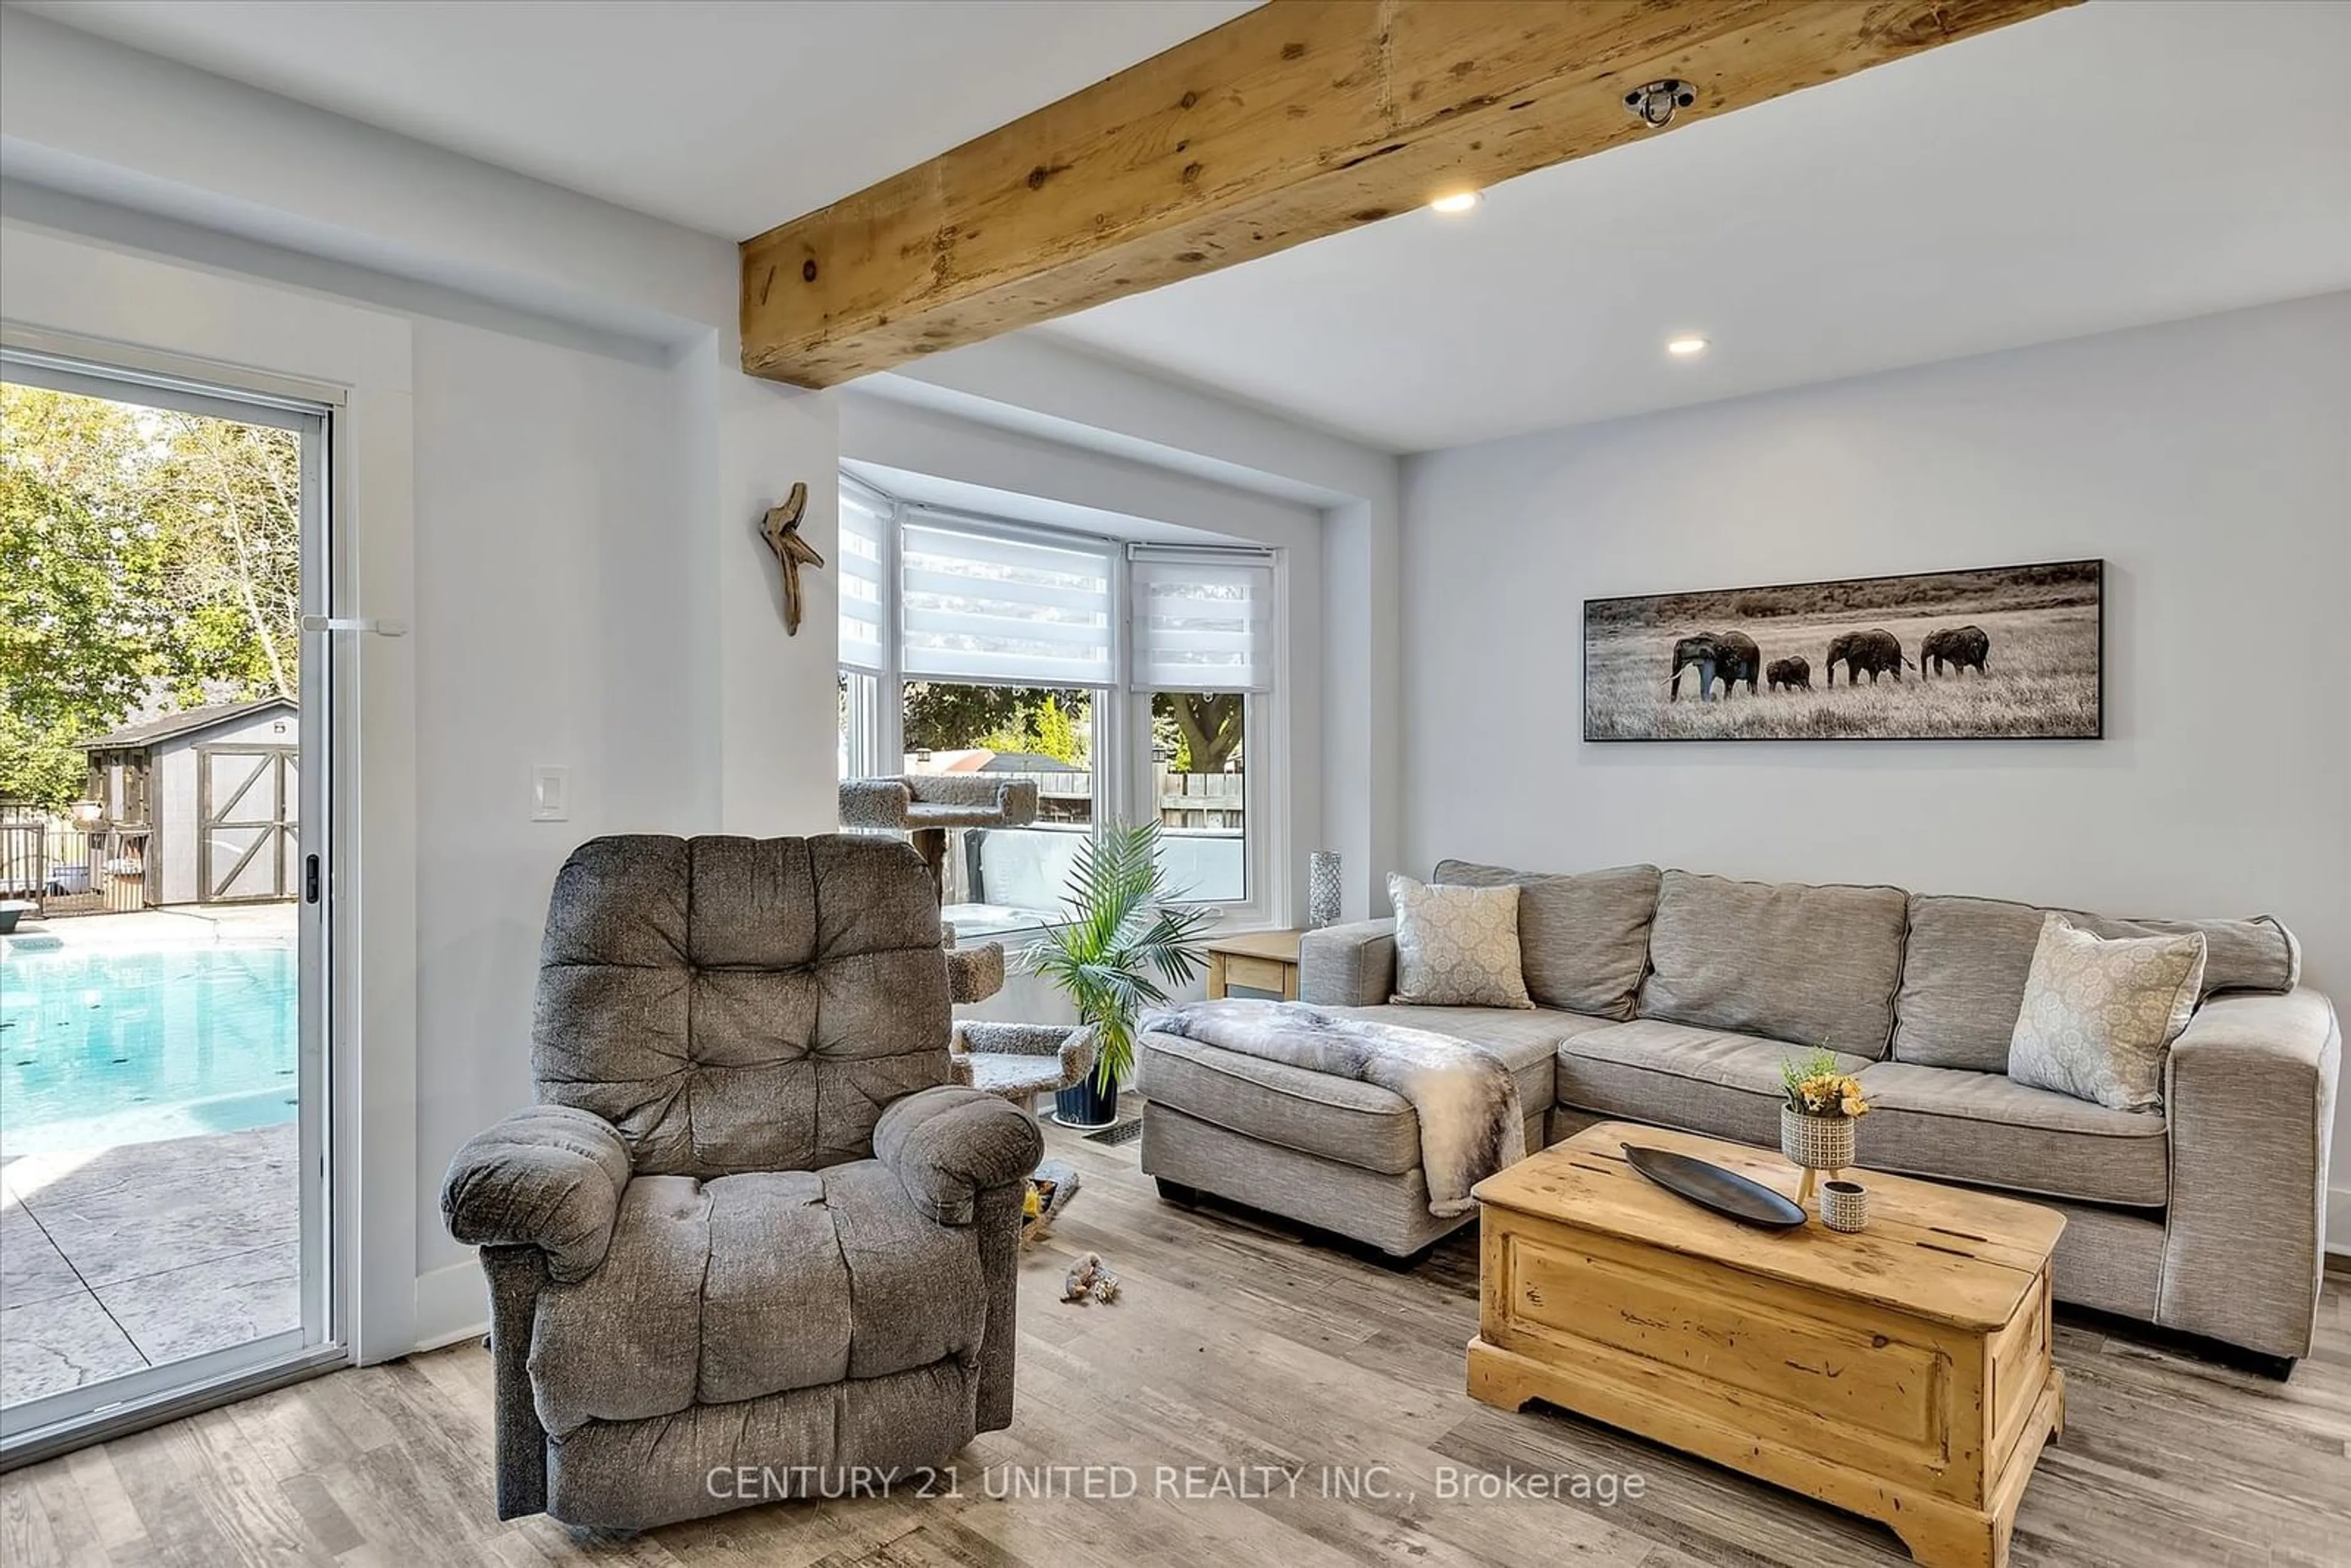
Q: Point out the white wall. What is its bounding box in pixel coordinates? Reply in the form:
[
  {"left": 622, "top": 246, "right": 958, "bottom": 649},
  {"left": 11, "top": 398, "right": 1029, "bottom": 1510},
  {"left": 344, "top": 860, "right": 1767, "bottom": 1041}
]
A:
[
  {"left": 1, "top": 12, "right": 846, "bottom": 1346},
  {"left": 405, "top": 319, "right": 705, "bottom": 1283},
  {"left": 686, "top": 337, "right": 844, "bottom": 838},
  {"left": 0, "top": 7, "right": 729, "bottom": 340},
  {"left": 866, "top": 336, "right": 1406, "bottom": 918},
  {"left": 1400, "top": 293, "right": 2351, "bottom": 1222}
]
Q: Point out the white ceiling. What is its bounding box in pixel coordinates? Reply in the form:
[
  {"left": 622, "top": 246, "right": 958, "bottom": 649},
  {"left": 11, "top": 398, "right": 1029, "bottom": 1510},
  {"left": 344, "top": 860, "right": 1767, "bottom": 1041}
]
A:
[
  {"left": 19, "top": 1, "right": 2347, "bottom": 455},
  {"left": 1042, "top": 0, "right": 2351, "bottom": 451},
  {"left": 7, "top": 0, "right": 1257, "bottom": 239}
]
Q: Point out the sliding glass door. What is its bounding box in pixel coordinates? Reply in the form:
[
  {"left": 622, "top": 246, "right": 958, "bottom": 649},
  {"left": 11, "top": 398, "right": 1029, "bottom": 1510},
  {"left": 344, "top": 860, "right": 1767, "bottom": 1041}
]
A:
[{"left": 0, "top": 350, "right": 338, "bottom": 1458}]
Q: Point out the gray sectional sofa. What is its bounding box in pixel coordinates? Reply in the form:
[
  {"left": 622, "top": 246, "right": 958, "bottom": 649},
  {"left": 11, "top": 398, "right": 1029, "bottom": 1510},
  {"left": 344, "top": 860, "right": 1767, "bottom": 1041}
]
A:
[{"left": 1137, "top": 861, "right": 2341, "bottom": 1364}]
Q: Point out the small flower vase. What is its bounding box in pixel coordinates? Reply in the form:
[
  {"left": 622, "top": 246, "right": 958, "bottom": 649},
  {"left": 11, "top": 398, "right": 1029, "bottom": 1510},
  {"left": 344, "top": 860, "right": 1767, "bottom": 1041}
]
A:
[
  {"left": 1782, "top": 1106, "right": 1856, "bottom": 1212},
  {"left": 1307, "top": 850, "right": 1344, "bottom": 929},
  {"left": 1781, "top": 1106, "right": 1856, "bottom": 1171}
]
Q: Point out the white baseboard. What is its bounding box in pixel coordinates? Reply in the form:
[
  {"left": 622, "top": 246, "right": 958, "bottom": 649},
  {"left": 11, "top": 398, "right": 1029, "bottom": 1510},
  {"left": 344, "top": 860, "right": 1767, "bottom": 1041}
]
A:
[{"left": 411, "top": 1258, "right": 489, "bottom": 1353}]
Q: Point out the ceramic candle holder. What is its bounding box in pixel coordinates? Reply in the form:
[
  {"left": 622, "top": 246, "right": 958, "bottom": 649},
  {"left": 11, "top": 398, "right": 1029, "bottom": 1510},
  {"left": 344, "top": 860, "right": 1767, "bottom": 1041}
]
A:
[
  {"left": 1307, "top": 850, "right": 1343, "bottom": 929},
  {"left": 1821, "top": 1179, "right": 1870, "bottom": 1233}
]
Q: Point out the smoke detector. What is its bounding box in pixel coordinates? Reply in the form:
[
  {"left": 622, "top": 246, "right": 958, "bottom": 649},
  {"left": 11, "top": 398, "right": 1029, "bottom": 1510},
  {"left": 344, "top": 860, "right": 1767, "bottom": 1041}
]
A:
[{"left": 1624, "top": 80, "right": 1698, "bottom": 130}]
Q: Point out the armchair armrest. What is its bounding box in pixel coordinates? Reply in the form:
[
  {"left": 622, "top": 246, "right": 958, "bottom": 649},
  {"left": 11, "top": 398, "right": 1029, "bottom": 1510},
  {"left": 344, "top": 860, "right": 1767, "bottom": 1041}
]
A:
[
  {"left": 874, "top": 1084, "right": 1044, "bottom": 1225},
  {"left": 2159, "top": 987, "right": 2342, "bottom": 1359},
  {"left": 441, "top": 1105, "right": 632, "bottom": 1285},
  {"left": 1299, "top": 919, "right": 1397, "bottom": 1007}
]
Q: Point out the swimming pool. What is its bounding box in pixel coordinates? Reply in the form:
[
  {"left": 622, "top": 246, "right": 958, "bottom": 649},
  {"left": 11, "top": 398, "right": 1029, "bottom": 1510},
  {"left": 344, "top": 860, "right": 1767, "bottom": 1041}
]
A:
[{"left": 0, "top": 943, "right": 298, "bottom": 1158}]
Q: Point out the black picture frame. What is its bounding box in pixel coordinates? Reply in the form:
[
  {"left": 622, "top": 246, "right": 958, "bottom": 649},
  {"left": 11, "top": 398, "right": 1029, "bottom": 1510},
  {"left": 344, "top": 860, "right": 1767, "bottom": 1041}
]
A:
[{"left": 1581, "top": 558, "right": 2105, "bottom": 743}]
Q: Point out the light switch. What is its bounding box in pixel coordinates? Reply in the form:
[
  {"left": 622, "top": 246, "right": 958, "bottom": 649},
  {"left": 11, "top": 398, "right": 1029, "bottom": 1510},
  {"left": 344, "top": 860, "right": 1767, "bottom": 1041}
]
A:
[{"left": 531, "top": 766, "right": 570, "bottom": 822}]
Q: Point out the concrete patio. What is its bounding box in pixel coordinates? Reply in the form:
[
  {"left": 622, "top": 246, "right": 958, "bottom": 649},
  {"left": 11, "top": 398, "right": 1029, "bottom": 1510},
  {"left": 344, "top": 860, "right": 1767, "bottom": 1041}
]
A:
[
  {"left": 0, "top": 1122, "right": 300, "bottom": 1405},
  {"left": 1, "top": 901, "right": 302, "bottom": 1409}
]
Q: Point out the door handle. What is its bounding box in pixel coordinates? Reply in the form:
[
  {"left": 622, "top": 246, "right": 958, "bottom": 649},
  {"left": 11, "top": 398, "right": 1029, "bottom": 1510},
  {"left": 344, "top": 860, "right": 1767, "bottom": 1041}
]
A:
[
  {"left": 301, "top": 615, "right": 407, "bottom": 636},
  {"left": 304, "top": 854, "right": 321, "bottom": 905}
]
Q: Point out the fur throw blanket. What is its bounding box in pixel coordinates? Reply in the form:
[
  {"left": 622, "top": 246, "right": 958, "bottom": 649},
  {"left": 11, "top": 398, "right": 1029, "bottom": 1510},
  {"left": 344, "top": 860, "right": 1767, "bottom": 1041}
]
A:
[{"left": 1145, "top": 1000, "right": 1525, "bottom": 1217}]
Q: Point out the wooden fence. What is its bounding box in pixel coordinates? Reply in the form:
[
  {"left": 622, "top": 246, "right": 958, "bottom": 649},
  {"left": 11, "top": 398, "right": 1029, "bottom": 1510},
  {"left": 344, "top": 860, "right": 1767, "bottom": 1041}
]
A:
[
  {"left": 0, "top": 811, "right": 151, "bottom": 916},
  {"left": 970, "top": 768, "right": 1244, "bottom": 830},
  {"left": 1157, "top": 770, "right": 1244, "bottom": 830}
]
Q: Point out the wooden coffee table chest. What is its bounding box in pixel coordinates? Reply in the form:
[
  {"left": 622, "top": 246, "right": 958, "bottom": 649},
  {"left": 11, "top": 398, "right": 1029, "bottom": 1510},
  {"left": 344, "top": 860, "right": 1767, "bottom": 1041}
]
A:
[{"left": 1469, "top": 1122, "right": 2066, "bottom": 1568}]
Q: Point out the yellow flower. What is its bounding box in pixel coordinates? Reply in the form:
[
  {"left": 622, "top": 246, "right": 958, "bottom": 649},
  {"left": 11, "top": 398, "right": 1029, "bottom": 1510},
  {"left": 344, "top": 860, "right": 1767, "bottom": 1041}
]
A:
[{"left": 1783, "top": 1051, "right": 1872, "bottom": 1119}]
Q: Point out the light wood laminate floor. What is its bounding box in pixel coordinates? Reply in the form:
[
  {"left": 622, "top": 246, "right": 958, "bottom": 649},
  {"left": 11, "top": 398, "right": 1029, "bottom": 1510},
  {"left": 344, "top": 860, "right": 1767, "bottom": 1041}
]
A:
[{"left": 5, "top": 1119, "right": 2347, "bottom": 1567}]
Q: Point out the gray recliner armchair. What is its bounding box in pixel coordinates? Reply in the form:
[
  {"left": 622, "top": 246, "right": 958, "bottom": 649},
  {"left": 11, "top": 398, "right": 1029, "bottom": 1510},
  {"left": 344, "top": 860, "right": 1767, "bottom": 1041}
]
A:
[{"left": 441, "top": 834, "right": 1042, "bottom": 1531}]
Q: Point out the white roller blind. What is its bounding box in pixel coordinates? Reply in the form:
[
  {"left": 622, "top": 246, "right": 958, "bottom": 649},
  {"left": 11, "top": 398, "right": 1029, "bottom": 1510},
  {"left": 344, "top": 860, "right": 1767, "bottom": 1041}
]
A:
[
  {"left": 1130, "top": 552, "right": 1274, "bottom": 692},
  {"left": 899, "top": 522, "right": 1114, "bottom": 685},
  {"left": 838, "top": 486, "right": 888, "bottom": 672}
]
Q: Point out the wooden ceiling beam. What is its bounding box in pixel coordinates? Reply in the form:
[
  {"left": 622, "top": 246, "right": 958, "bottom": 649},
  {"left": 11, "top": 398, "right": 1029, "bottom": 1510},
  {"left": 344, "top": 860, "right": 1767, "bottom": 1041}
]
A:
[{"left": 741, "top": 0, "right": 2075, "bottom": 388}]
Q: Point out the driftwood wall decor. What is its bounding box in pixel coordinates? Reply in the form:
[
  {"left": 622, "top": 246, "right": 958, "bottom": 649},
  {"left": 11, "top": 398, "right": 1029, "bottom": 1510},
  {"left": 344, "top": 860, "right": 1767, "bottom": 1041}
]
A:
[{"left": 760, "top": 481, "right": 824, "bottom": 635}]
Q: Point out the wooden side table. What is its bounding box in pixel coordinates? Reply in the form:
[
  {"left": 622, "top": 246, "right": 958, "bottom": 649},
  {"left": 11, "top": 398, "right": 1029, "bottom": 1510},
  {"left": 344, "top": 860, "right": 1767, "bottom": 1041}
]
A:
[{"left": 1205, "top": 929, "right": 1302, "bottom": 1000}]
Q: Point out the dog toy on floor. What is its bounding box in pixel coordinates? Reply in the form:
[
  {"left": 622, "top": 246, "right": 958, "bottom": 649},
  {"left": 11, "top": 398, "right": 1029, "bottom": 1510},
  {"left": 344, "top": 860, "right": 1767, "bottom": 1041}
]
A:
[
  {"left": 1020, "top": 1159, "right": 1080, "bottom": 1248},
  {"left": 1061, "top": 1251, "right": 1121, "bottom": 1305}
]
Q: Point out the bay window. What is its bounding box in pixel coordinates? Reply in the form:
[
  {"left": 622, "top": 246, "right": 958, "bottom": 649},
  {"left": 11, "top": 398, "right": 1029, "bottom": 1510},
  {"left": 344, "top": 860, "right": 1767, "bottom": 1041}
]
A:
[
  {"left": 1130, "top": 549, "right": 1272, "bottom": 909},
  {"left": 839, "top": 472, "right": 1281, "bottom": 933}
]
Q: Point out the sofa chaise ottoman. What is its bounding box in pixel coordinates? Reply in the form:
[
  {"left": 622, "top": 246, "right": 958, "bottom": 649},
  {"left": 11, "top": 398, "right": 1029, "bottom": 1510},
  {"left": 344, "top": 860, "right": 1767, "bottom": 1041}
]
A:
[{"left": 1136, "top": 861, "right": 2338, "bottom": 1367}]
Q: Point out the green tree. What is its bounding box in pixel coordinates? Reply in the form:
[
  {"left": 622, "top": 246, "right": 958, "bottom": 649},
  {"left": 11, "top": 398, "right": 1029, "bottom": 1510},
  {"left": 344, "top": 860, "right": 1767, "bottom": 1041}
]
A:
[
  {"left": 1153, "top": 692, "right": 1244, "bottom": 773},
  {"left": 1031, "top": 694, "right": 1086, "bottom": 767},
  {"left": 0, "top": 459, "right": 167, "bottom": 808},
  {"left": 0, "top": 463, "right": 163, "bottom": 731},
  {"left": 0, "top": 384, "right": 301, "bottom": 809},
  {"left": 0, "top": 708, "right": 88, "bottom": 811},
  {"left": 151, "top": 415, "right": 301, "bottom": 703},
  {"left": 904, "top": 683, "right": 1032, "bottom": 752},
  {"left": 903, "top": 683, "right": 1088, "bottom": 756}
]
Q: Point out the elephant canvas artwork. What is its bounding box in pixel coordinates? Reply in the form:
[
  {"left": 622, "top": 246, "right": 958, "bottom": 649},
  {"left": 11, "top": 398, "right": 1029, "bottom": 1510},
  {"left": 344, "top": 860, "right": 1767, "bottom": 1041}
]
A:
[{"left": 1583, "top": 560, "right": 2102, "bottom": 741}]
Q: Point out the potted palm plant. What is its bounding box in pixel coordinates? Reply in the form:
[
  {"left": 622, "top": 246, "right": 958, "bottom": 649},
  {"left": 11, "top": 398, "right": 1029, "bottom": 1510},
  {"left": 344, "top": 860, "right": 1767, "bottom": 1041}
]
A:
[{"left": 1026, "top": 819, "right": 1217, "bottom": 1129}]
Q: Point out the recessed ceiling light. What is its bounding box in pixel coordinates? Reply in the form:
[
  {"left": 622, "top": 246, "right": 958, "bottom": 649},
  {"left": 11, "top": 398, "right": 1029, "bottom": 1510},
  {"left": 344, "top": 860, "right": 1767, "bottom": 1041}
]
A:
[
  {"left": 1667, "top": 335, "right": 1710, "bottom": 358},
  {"left": 1428, "top": 190, "right": 1482, "bottom": 215}
]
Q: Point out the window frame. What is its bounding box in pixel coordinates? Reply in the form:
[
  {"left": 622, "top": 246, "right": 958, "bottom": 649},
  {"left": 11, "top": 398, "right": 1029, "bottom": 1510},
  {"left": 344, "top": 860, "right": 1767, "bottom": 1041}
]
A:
[
  {"left": 838, "top": 475, "right": 1284, "bottom": 934},
  {"left": 838, "top": 669, "right": 882, "bottom": 782}
]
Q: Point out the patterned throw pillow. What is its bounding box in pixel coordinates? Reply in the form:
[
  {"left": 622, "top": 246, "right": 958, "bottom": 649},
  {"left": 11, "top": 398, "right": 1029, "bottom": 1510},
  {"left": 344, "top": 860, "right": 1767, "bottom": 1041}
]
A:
[
  {"left": 2008, "top": 913, "right": 2207, "bottom": 1112},
  {"left": 1387, "top": 872, "right": 1534, "bottom": 1010}
]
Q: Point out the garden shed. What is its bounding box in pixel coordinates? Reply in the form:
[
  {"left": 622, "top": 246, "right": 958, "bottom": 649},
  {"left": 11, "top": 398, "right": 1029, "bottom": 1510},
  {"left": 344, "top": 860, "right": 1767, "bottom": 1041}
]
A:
[{"left": 79, "top": 696, "right": 299, "bottom": 907}]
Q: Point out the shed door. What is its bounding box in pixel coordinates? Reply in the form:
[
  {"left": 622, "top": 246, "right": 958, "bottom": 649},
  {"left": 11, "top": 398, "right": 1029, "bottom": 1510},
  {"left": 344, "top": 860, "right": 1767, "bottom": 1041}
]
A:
[{"left": 198, "top": 745, "right": 298, "bottom": 902}]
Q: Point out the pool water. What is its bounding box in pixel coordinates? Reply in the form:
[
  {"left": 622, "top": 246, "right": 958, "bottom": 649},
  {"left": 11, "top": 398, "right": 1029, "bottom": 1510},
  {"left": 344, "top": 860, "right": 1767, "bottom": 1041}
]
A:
[{"left": 0, "top": 944, "right": 298, "bottom": 1158}]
